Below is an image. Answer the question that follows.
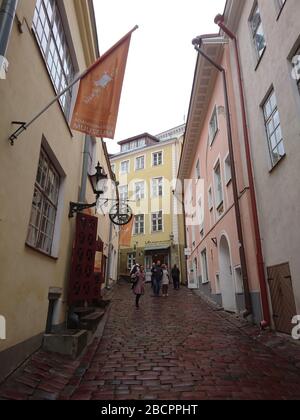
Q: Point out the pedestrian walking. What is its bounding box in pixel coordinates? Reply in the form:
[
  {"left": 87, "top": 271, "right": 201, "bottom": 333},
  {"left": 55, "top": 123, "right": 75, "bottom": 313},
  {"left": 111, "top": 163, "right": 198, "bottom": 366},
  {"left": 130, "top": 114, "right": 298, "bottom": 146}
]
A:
[
  {"left": 151, "top": 262, "right": 156, "bottom": 290},
  {"left": 162, "top": 265, "right": 170, "bottom": 297},
  {"left": 171, "top": 264, "right": 180, "bottom": 290},
  {"left": 152, "top": 260, "right": 163, "bottom": 297},
  {"left": 132, "top": 265, "right": 145, "bottom": 309}
]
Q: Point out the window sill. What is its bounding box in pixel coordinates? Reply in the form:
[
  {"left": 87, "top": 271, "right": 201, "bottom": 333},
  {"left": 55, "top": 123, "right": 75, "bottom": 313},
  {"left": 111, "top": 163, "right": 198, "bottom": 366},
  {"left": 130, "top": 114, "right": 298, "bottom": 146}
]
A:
[
  {"left": 226, "top": 178, "right": 232, "bottom": 187},
  {"left": 25, "top": 242, "right": 58, "bottom": 261},
  {"left": 269, "top": 153, "right": 286, "bottom": 173},
  {"left": 255, "top": 47, "right": 267, "bottom": 71}
]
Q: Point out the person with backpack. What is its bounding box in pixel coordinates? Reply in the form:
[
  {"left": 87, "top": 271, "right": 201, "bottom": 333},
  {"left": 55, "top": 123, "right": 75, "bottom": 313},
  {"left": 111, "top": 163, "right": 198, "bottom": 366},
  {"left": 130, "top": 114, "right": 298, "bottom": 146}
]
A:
[{"left": 152, "top": 260, "right": 163, "bottom": 297}]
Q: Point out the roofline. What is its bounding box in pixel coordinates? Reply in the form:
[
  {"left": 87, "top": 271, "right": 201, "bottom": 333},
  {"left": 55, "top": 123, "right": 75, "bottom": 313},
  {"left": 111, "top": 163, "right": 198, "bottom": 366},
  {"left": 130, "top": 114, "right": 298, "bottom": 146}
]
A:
[
  {"left": 117, "top": 133, "right": 160, "bottom": 146},
  {"left": 155, "top": 123, "right": 186, "bottom": 138},
  {"left": 110, "top": 137, "right": 180, "bottom": 161},
  {"left": 177, "top": 33, "right": 225, "bottom": 181}
]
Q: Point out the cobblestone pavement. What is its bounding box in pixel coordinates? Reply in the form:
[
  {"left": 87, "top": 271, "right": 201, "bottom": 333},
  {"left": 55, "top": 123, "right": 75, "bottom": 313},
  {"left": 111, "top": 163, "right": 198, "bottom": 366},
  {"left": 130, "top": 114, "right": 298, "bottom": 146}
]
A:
[{"left": 1, "top": 282, "right": 300, "bottom": 400}]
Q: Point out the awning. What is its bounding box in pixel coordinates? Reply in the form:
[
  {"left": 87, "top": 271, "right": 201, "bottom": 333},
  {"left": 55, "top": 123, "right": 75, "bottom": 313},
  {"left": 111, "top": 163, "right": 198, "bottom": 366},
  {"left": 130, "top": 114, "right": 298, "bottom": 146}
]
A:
[{"left": 144, "top": 243, "right": 170, "bottom": 252}]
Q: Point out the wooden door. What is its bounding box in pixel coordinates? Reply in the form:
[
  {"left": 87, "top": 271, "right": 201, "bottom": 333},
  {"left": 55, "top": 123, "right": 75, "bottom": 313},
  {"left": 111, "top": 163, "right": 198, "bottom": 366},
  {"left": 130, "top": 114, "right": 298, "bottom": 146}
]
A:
[
  {"left": 68, "top": 213, "right": 98, "bottom": 306},
  {"left": 268, "top": 263, "right": 297, "bottom": 334}
]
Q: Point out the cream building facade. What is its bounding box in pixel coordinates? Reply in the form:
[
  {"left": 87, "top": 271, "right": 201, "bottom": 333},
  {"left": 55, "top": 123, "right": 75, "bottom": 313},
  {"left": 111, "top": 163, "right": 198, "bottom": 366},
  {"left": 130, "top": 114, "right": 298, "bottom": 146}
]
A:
[{"left": 0, "top": 0, "right": 118, "bottom": 381}]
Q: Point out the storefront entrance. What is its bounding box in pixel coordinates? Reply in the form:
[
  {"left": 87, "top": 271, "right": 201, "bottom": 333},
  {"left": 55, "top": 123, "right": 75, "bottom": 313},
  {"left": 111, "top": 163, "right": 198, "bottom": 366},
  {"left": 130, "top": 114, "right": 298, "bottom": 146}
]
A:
[{"left": 144, "top": 248, "right": 170, "bottom": 282}]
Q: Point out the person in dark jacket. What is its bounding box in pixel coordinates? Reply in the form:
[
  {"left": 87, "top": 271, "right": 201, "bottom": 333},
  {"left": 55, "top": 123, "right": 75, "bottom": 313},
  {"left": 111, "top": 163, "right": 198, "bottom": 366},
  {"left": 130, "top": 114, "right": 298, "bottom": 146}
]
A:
[
  {"left": 152, "top": 261, "right": 163, "bottom": 297},
  {"left": 171, "top": 265, "right": 180, "bottom": 290}
]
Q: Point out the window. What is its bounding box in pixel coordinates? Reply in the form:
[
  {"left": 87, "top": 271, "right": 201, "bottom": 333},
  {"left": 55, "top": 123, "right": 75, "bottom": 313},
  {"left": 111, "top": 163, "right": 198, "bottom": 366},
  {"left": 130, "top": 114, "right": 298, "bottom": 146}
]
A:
[
  {"left": 152, "top": 211, "right": 163, "bottom": 232},
  {"left": 214, "top": 161, "right": 223, "bottom": 209},
  {"left": 119, "top": 185, "right": 128, "bottom": 202},
  {"left": 263, "top": 90, "right": 285, "bottom": 167},
  {"left": 196, "top": 159, "right": 201, "bottom": 179},
  {"left": 153, "top": 151, "right": 163, "bottom": 166},
  {"left": 27, "top": 147, "right": 60, "bottom": 255},
  {"left": 120, "top": 160, "right": 129, "bottom": 174},
  {"left": 32, "top": 0, "right": 75, "bottom": 117},
  {"left": 121, "top": 143, "right": 130, "bottom": 153},
  {"left": 209, "top": 107, "right": 218, "bottom": 145},
  {"left": 201, "top": 249, "right": 209, "bottom": 284},
  {"left": 127, "top": 253, "right": 136, "bottom": 270},
  {"left": 292, "top": 46, "right": 300, "bottom": 95},
  {"left": 135, "top": 182, "right": 145, "bottom": 200},
  {"left": 135, "top": 156, "right": 145, "bottom": 171},
  {"left": 249, "top": 4, "right": 266, "bottom": 59},
  {"left": 224, "top": 154, "right": 232, "bottom": 185},
  {"left": 111, "top": 164, "right": 116, "bottom": 174},
  {"left": 152, "top": 177, "right": 163, "bottom": 197},
  {"left": 134, "top": 215, "right": 145, "bottom": 235}
]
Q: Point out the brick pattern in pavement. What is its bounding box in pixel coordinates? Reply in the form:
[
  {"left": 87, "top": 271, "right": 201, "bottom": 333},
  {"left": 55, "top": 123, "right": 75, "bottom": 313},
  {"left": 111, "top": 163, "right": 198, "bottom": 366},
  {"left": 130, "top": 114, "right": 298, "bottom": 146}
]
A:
[{"left": 1, "top": 282, "right": 300, "bottom": 400}]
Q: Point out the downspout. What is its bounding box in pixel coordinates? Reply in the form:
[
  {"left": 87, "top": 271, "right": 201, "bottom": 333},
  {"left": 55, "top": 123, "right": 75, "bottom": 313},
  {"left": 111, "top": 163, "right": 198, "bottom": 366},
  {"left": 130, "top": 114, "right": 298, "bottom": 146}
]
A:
[
  {"left": 79, "top": 135, "right": 91, "bottom": 202},
  {"left": 215, "top": 15, "right": 271, "bottom": 327},
  {"left": 0, "top": 0, "right": 18, "bottom": 79},
  {"left": 192, "top": 37, "right": 252, "bottom": 317}
]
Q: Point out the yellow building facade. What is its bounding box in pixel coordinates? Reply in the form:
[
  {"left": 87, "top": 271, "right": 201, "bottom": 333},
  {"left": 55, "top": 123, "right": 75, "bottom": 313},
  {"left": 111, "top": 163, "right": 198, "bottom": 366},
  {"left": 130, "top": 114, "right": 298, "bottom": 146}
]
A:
[
  {"left": 110, "top": 128, "right": 186, "bottom": 283},
  {"left": 0, "top": 0, "right": 118, "bottom": 381}
]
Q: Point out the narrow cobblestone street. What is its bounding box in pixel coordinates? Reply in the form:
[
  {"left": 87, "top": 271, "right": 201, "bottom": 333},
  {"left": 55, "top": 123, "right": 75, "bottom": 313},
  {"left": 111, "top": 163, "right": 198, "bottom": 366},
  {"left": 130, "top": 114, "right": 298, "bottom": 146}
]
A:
[{"left": 1, "top": 281, "right": 300, "bottom": 400}]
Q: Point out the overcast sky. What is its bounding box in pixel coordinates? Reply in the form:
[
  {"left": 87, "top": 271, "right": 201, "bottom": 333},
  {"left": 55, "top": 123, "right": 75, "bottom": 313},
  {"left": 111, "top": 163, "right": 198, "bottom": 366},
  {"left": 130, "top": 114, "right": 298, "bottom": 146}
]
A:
[{"left": 93, "top": 0, "right": 226, "bottom": 154}]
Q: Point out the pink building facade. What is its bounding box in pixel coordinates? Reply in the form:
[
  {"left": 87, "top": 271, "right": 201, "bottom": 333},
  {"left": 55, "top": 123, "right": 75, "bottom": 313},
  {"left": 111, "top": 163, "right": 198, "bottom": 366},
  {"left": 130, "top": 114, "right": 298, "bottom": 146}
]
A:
[{"left": 178, "top": 37, "right": 263, "bottom": 324}]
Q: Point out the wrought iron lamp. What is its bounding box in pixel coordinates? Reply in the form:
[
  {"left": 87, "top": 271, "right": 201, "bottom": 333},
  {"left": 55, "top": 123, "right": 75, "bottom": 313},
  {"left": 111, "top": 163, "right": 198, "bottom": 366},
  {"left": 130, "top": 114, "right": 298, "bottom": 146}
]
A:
[{"left": 69, "top": 162, "right": 108, "bottom": 218}]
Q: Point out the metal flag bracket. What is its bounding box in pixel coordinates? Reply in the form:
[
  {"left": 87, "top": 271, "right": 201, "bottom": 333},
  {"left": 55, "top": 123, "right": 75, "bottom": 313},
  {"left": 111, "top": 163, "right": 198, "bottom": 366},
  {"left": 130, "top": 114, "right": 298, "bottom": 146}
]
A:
[{"left": 9, "top": 121, "right": 27, "bottom": 146}]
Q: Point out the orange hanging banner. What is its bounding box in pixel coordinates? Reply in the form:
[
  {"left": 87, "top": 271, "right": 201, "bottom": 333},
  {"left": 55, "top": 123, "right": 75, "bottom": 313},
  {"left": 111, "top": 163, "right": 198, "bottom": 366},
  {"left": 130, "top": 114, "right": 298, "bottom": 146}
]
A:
[
  {"left": 119, "top": 217, "right": 134, "bottom": 247},
  {"left": 71, "top": 27, "right": 137, "bottom": 139}
]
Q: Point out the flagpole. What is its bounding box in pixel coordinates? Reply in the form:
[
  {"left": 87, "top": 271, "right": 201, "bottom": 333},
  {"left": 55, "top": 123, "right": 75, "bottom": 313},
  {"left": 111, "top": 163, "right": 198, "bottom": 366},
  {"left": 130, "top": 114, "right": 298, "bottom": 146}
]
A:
[{"left": 8, "top": 25, "right": 139, "bottom": 145}]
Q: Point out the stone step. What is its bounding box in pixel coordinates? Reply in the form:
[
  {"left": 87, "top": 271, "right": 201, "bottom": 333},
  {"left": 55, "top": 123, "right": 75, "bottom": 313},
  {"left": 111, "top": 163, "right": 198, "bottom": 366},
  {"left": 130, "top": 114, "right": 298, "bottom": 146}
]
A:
[
  {"left": 80, "top": 311, "right": 105, "bottom": 332},
  {"left": 43, "top": 330, "right": 88, "bottom": 359}
]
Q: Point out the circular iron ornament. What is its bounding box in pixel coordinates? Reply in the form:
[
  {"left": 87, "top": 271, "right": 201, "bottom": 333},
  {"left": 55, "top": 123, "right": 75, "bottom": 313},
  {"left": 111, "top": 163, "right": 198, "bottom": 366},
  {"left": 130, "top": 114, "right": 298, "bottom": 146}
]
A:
[{"left": 109, "top": 203, "right": 133, "bottom": 226}]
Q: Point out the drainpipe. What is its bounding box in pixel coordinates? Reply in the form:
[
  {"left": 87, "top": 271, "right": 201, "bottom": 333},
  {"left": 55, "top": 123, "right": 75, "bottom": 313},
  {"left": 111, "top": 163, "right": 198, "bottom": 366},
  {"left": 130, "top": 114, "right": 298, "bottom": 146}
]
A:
[
  {"left": 192, "top": 36, "right": 252, "bottom": 317},
  {"left": 214, "top": 15, "right": 271, "bottom": 327},
  {"left": 0, "top": 0, "right": 18, "bottom": 79},
  {"left": 79, "top": 135, "right": 91, "bottom": 202}
]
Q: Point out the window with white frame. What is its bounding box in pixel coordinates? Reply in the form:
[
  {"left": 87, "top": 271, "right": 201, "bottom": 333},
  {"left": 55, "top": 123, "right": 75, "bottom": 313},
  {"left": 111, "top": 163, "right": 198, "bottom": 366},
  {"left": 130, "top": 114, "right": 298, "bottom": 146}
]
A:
[
  {"left": 201, "top": 249, "right": 209, "bottom": 284},
  {"left": 153, "top": 151, "right": 163, "bottom": 166},
  {"left": 32, "top": 0, "right": 75, "bottom": 118},
  {"left": 27, "top": 147, "right": 60, "bottom": 255},
  {"left": 152, "top": 211, "right": 163, "bottom": 232},
  {"left": 135, "top": 156, "right": 145, "bottom": 171},
  {"left": 214, "top": 161, "right": 223, "bottom": 209},
  {"left": 127, "top": 253, "right": 136, "bottom": 270},
  {"left": 208, "top": 107, "right": 218, "bottom": 145},
  {"left": 120, "top": 160, "right": 130, "bottom": 174},
  {"left": 134, "top": 215, "right": 145, "bottom": 235},
  {"left": 224, "top": 154, "right": 232, "bottom": 185},
  {"left": 152, "top": 177, "right": 163, "bottom": 197},
  {"left": 249, "top": 4, "right": 266, "bottom": 59},
  {"left": 119, "top": 185, "right": 128, "bottom": 202},
  {"left": 135, "top": 181, "right": 145, "bottom": 200},
  {"left": 263, "top": 90, "right": 285, "bottom": 167}
]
